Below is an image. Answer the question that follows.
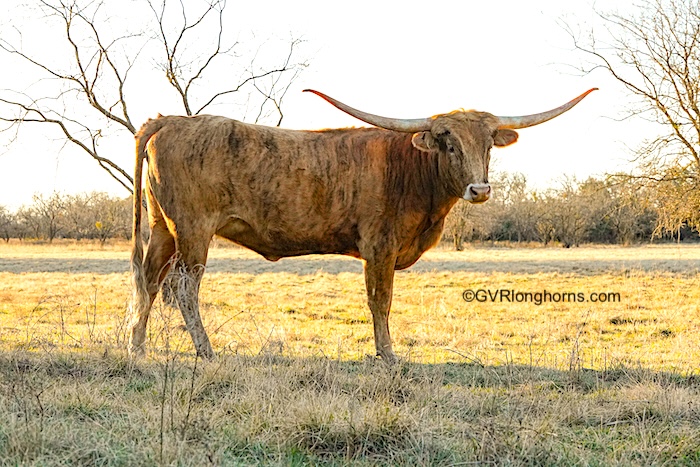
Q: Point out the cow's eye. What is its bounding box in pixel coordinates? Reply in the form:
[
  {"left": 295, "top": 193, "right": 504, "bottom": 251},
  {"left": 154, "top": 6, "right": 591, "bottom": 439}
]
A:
[{"left": 447, "top": 145, "right": 456, "bottom": 154}]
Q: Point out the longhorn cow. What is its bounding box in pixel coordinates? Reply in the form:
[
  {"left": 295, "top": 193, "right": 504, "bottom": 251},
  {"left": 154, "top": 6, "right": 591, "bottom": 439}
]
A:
[{"left": 129, "top": 88, "right": 597, "bottom": 361}]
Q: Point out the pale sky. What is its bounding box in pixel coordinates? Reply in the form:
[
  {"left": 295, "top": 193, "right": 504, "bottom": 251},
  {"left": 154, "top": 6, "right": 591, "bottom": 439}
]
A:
[{"left": 0, "top": 0, "right": 648, "bottom": 210}]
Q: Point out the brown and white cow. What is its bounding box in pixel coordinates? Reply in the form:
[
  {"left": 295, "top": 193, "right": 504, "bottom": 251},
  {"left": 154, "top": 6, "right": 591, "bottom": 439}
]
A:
[{"left": 129, "top": 88, "right": 596, "bottom": 362}]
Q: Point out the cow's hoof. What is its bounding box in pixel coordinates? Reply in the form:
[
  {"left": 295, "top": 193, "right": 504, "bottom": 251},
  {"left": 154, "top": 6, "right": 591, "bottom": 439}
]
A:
[
  {"left": 128, "top": 344, "right": 146, "bottom": 359},
  {"left": 196, "top": 348, "right": 216, "bottom": 361},
  {"left": 376, "top": 351, "right": 398, "bottom": 365}
]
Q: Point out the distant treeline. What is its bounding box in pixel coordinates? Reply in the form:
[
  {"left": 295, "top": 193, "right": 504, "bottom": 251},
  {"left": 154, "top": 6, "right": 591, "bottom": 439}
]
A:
[
  {"left": 443, "top": 173, "right": 700, "bottom": 249},
  {"left": 0, "top": 192, "right": 130, "bottom": 243},
  {"left": 1, "top": 174, "right": 699, "bottom": 246}
]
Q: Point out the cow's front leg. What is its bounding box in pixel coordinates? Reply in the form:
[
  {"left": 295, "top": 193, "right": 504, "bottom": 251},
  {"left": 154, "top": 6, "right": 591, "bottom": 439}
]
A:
[{"left": 363, "top": 254, "right": 397, "bottom": 363}]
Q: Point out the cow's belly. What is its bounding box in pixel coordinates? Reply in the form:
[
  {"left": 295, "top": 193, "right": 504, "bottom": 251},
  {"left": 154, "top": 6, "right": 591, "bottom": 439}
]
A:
[{"left": 215, "top": 217, "right": 361, "bottom": 261}]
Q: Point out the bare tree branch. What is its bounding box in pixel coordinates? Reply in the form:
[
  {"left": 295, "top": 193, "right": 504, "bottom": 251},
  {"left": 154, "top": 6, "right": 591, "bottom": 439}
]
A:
[
  {"left": 566, "top": 0, "right": 700, "bottom": 233},
  {"left": 0, "top": 0, "right": 307, "bottom": 194},
  {"left": 0, "top": 95, "right": 134, "bottom": 192}
]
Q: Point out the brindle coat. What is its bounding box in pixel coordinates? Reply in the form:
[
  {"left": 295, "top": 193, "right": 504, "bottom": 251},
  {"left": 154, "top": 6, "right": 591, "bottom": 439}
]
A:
[{"left": 129, "top": 109, "right": 524, "bottom": 362}]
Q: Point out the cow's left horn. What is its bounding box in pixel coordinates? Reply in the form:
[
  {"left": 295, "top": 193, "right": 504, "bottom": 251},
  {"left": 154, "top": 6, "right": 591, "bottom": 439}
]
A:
[
  {"left": 304, "top": 89, "right": 433, "bottom": 133},
  {"left": 496, "top": 88, "right": 598, "bottom": 130}
]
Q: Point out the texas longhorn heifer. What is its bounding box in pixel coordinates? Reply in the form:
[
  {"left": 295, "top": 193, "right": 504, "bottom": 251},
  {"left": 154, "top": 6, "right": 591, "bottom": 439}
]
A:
[{"left": 130, "top": 88, "right": 596, "bottom": 362}]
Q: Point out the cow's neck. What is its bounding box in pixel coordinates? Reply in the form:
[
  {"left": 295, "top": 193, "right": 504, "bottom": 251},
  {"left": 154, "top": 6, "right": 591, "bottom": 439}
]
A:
[
  {"left": 383, "top": 133, "right": 459, "bottom": 269},
  {"left": 383, "top": 132, "right": 457, "bottom": 219}
]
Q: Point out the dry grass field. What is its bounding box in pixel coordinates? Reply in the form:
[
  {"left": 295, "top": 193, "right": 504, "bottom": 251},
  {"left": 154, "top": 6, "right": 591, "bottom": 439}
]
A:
[{"left": 0, "top": 240, "right": 699, "bottom": 465}]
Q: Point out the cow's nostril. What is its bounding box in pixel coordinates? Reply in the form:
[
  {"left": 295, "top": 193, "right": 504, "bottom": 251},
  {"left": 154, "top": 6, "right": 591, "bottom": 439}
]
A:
[{"left": 469, "top": 184, "right": 490, "bottom": 198}]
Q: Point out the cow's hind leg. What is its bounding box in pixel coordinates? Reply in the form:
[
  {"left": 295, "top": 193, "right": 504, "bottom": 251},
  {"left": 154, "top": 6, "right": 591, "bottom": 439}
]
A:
[
  {"left": 130, "top": 220, "right": 176, "bottom": 356},
  {"left": 172, "top": 235, "right": 215, "bottom": 360}
]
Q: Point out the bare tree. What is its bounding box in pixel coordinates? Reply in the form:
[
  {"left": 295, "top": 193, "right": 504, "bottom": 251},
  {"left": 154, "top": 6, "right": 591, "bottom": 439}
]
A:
[
  {"left": 0, "top": 206, "right": 13, "bottom": 242},
  {"left": 90, "top": 192, "right": 131, "bottom": 243},
  {"left": 63, "top": 193, "right": 94, "bottom": 240},
  {"left": 31, "top": 192, "right": 66, "bottom": 242},
  {"left": 531, "top": 192, "right": 556, "bottom": 246},
  {"left": 443, "top": 201, "right": 474, "bottom": 250},
  {"left": 598, "top": 178, "right": 656, "bottom": 244},
  {"left": 569, "top": 0, "right": 700, "bottom": 234},
  {"left": 0, "top": 0, "right": 307, "bottom": 194},
  {"left": 15, "top": 206, "right": 40, "bottom": 240},
  {"left": 547, "top": 177, "right": 593, "bottom": 248},
  {"left": 499, "top": 173, "right": 536, "bottom": 243},
  {"left": 650, "top": 166, "right": 700, "bottom": 240}
]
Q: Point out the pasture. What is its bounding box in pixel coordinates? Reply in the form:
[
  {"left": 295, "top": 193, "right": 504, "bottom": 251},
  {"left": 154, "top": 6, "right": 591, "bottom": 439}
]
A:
[{"left": 0, "top": 241, "right": 699, "bottom": 465}]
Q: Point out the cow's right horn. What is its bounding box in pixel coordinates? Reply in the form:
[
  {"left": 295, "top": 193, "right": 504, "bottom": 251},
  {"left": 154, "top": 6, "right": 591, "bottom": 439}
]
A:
[{"left": 304, "top": 89, "right": 433, "bottom": 133}]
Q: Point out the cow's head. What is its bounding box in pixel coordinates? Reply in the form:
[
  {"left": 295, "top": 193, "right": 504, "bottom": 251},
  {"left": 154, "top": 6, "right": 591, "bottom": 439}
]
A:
[{"left": 304, "top": 88, "right": 597, "bottom": 204}]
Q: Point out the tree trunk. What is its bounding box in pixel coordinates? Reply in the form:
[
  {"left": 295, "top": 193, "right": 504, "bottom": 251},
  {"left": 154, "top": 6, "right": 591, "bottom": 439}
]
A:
[{"left": 453, "top": 233, "right": 463, "bottom": 251}]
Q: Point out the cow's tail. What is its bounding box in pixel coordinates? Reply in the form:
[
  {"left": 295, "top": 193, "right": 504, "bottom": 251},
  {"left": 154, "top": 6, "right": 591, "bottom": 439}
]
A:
[{"left": 130, "top": 117, "right": 166, "bottom": 342}]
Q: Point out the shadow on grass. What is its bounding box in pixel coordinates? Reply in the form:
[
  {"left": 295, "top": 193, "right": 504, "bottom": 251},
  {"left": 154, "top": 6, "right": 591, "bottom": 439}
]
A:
[
  {"left": 2, "top": 255, "right": 699, "bottom": 276},
  {"left": 1, "top": 349, "right": 699, "bottom": 466}
]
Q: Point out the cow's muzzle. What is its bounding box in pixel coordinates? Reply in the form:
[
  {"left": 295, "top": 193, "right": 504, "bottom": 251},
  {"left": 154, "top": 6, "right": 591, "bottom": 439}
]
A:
[{"left": 463, "top": 183, "right": 491, "bottom": 203}]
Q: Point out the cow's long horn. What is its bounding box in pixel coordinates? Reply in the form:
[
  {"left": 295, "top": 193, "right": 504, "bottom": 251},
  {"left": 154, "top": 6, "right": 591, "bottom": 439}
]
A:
[
  {"left": 496, "top": 88, "right": 598, "bottom": 129},
  {"left": 304, "top": 89, "right": 433, "bottom": 133}
]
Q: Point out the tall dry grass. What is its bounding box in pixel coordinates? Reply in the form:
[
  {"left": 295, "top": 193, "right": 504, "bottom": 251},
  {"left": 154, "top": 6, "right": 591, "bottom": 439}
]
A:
[{"left": 0, "top": 240, "right": 699, "bottom": 465}]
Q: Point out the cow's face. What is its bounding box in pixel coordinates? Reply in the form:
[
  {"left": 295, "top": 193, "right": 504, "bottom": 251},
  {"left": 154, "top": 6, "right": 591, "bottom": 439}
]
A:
[{"left": 410, "top": 112, "right": 518, "bottom": 203}]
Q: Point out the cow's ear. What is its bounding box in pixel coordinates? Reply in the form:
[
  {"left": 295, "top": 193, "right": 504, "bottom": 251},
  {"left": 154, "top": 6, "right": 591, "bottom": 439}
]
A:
[
  {"left": 412, "top": 131, "right": 437, "bottom": 152},
  {"left": 494, "top": 129, "right": 518, "bottom": 147}
]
